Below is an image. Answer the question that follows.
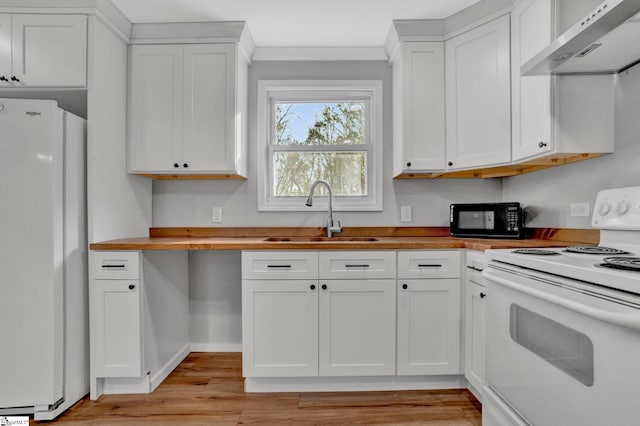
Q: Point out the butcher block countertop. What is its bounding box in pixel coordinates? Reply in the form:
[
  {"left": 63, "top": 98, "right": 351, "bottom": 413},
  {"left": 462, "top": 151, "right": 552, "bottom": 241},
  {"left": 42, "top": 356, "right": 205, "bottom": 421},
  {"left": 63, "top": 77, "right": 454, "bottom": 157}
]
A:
[{"left": 89, "top": 227, "right": 599, "bottom": 251}]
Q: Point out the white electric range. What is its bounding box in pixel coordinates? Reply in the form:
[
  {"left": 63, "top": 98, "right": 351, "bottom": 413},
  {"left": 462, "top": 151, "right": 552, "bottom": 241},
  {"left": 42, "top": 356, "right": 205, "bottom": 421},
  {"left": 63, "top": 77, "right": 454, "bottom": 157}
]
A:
[{"left": 481, "top": 185, "right": 640, "bottom": 426}]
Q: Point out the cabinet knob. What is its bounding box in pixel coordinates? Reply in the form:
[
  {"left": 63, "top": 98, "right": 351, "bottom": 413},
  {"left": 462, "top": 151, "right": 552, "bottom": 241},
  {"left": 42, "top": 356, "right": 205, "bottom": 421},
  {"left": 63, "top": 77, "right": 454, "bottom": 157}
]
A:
[
  {"left": 406, "top": 162, "right": 412, "bottom": 167},
  {"left": 321, "top": 284, "right": 327, "bottom": 290},
  {"left": 183, "top": 163, "right": 189, "bottom": 168},
  {"left": 538, "top": 141, "right": 548, "bottom": 148},
  {"left": 448, "top": 161, "right": 453, "bottom": 167},
  {"left": 0, "top": 76, "right": 7, "bottom": 82},
  {"left": 129, "top": 284, "right": 136, "bottom": 290},
  {"left": 173, "top": 163, "right": 179, "bottom": 168},
  {"left": 480, "top": 292, "right": 486, "bottom": 299},
  {"left": 310, "top": 284, "right": 316, "bottom": 290},
  {"left": 10, "top": 76, "right": 20, "bottom": 82},
  {"left": 402, "top": 283, "right": 408, "bottom": 290}
]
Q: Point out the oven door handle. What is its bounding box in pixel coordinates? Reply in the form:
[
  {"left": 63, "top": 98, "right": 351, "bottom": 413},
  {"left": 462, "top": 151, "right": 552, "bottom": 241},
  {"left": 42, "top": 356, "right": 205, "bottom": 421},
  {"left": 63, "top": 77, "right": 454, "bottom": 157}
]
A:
[{"left": 484, "top": 270, "right": 640, "bottom": 331}]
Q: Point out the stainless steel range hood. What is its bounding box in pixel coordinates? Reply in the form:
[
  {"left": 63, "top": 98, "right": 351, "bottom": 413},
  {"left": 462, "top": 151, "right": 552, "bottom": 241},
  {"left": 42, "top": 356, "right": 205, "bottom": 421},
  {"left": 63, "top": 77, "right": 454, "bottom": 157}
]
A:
[{"left": 522, "top": 0, "right": 640, "bottom": 75}]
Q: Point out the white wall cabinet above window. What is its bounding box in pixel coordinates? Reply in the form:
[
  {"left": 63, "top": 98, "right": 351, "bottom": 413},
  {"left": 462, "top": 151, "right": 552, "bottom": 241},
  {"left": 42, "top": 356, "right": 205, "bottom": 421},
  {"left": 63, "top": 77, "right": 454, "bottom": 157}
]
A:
[
  {"left": 128, "top": 43, "right": 249, "bottom": 178},
  {"left": 511, "top": 0, "right": 614, "bottom": 163},
  {"left": 445, "top": 15, "right": 511, "bottom": 171},
  {"left": 0, "top": 14, "right": 86, "bottom": 87}
]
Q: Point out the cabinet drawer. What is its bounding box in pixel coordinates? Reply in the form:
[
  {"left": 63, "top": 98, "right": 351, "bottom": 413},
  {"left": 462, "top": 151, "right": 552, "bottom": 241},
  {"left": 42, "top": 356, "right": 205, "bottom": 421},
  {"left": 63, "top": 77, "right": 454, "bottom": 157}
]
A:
[
  {"left": 319, "top": 251, "right": 396, "bottom": 279},
  {"left": 242, "top": 251, "right": 318, "bottom": 280},
  {"left": 92, "top": 251, "right": 140, "bottom": 280},
  {"left": 397, "top": 251, "right": 460, "bottom": 279},
  {"left": 466, "top": 250, "right": 487, "bottom": 271}
]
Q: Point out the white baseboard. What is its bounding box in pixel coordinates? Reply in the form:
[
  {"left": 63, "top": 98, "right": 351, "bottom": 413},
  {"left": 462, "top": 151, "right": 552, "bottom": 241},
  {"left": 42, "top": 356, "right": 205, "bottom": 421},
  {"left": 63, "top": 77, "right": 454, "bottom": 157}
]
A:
[
  {"left": 466, "top": 379, "right": 484, "bottom": 402},
  {"left": 150, "top": 344, "right": 191, "bottom": 391},
  {"left": 245, "top": 375, "right": 465, "bottom": 393},
  {"left": 102, "top": 344, "right": 191, "bottom": 395},
  {"left": 190, "top": 343, "right": 242, "bottom": 352},
  {"left": 102, "top": 376, "right": 150, "bottom": 395}
]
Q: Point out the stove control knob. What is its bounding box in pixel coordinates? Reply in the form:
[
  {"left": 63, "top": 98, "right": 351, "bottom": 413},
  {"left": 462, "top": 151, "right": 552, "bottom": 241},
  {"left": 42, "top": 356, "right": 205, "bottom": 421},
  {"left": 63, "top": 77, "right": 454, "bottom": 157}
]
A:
[
  {"left": 616, "top": 201, "right": 630, "bottom": 215},
  {"left": 598, "top": 202, "right": 611, "bottom": 216}
]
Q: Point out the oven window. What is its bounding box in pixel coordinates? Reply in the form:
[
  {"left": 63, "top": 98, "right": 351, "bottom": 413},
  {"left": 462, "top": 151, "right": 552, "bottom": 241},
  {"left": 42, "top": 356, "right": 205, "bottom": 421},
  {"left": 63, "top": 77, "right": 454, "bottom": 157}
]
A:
[
  {"left": 459, "top": 211, "right": 495, "bottom": 230},
  {"left": 510, "top": 304, "right": 594, "bottom": 387}
]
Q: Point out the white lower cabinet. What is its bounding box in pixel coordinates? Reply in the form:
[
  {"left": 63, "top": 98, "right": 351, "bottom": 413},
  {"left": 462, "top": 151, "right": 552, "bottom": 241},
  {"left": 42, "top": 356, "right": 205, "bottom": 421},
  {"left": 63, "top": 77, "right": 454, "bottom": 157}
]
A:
[
  {"left": 397, "top": 251, "right": 462, "bottom": 375},
  {"left": 319, "top": 279, "right": 396, "bottom": 376},
  {"left": 90, "top": 251, "right": 189, "bottom": 399},
  {"left": 242, "top": 280, "right": 319, "bottom": 377},
  {"left": 242, "top": 251, "right": 397, "bottom": 378},
  {"left": 464, "top": 251, "right": 487, "bottom": 399},
  {"left": 92, "top": 279, "right": 142, "bottom": 378}
]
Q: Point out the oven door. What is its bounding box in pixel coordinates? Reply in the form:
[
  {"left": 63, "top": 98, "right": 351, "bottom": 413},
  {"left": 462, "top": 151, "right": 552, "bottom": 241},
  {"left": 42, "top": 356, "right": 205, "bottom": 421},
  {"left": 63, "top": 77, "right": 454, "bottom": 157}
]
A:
[{"left": 483, "top": 263, "right": 640, "bottom": 426}]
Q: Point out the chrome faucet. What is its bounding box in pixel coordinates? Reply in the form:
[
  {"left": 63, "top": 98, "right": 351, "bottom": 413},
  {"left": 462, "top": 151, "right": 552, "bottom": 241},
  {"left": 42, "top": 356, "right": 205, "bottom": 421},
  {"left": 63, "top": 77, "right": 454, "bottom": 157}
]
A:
[{"left": 305, "top": 180, "right": 343, "bottom": 238}]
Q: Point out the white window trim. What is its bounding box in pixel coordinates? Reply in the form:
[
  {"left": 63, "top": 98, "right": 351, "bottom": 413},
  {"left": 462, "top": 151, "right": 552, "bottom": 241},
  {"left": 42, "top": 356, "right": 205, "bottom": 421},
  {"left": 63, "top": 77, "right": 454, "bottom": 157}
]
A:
[{"left": 257, "top": 80, "right": 383, "bottom": 212}]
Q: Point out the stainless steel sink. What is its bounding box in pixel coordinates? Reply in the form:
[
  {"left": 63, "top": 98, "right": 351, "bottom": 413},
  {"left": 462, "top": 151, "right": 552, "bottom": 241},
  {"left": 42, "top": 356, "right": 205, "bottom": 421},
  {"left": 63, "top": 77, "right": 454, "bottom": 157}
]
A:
[{"left": 263, "top": 236, "right": 378, "bottom": 242}]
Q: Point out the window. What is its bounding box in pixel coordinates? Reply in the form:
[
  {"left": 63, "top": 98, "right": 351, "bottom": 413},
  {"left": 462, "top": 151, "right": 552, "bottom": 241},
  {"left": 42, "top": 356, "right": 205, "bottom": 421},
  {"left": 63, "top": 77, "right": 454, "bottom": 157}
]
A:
[{"left": 257, "top": 80, "right": 382, "bottom": 211}]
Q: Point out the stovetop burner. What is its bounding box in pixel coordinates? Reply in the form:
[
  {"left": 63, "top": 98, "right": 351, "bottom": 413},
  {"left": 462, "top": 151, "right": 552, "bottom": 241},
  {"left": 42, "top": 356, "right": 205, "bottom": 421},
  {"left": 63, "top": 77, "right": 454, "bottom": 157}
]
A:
[
  {"left": 565, "top": 246, "right": 632, "bottom": 255},
  {"left": 512, "top": 249, "right": 561, "bottom": 256},
  {"left": 597, "top": 256, "right": 640, "bottom": 271}
]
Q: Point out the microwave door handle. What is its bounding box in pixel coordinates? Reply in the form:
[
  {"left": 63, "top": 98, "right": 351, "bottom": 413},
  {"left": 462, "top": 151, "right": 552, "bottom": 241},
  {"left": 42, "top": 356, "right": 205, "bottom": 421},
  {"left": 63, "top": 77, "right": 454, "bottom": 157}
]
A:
[{"left": 483, "top": 270, "right": 640, "bottom": 332}]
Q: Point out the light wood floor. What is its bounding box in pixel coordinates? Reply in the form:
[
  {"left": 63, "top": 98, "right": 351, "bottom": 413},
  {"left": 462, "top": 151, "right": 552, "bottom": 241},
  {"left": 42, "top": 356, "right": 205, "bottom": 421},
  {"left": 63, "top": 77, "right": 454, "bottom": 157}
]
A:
[{"left": 48, "top": 353, "right": 482, "bottom": 425}]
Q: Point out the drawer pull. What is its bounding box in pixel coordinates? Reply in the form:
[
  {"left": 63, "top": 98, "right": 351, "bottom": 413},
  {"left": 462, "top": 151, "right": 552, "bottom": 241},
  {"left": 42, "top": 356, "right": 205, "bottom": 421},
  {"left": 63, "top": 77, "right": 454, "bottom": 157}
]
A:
[
  {"left": 345, "top": 264, "right": 370, "bottom": 268},
  {"left": 101, "top": 264, "right": 126, "bottom": 268},
  {"left": 418, "top": 264, "right": 442, "bottom": 268},
  {"left": 267, "top": 264, "right": 292, "bottom": 269}
]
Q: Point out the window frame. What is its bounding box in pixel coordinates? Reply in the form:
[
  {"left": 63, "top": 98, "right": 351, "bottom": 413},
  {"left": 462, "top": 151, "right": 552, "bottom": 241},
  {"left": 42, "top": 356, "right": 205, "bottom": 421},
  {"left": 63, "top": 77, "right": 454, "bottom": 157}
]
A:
[{"left": 257, "top": 80, "right": 383, "bottom": 212}]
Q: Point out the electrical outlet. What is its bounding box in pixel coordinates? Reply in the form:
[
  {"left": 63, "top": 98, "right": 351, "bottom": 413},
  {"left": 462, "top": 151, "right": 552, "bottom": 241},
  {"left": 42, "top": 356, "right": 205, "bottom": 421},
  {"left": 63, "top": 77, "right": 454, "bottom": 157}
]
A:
[
  {"left": 570, "top": 202, "right": 590, "bottom": 217},
  {"left": 211, "top": 207, "right": 223, "bottom": 223},
  {"left": 401, "top": 206, "right": 412, "bottom": 223}
]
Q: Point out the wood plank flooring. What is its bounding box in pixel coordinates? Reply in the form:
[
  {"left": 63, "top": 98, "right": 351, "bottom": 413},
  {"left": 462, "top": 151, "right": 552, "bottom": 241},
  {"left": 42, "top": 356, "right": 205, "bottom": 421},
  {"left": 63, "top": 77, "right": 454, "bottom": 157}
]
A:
[{"left": 47, "top": 353, "right": 482, "bottom": 425}]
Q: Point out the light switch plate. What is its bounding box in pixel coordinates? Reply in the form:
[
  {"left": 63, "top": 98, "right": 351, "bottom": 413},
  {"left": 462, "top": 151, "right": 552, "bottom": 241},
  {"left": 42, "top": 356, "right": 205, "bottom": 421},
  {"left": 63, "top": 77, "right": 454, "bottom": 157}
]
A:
[
  {"left": 401, "top": 206, "right": 412, "bottom": 222},
  {"left": 211, "top": 207, "right": 223, "bottom": 223}
]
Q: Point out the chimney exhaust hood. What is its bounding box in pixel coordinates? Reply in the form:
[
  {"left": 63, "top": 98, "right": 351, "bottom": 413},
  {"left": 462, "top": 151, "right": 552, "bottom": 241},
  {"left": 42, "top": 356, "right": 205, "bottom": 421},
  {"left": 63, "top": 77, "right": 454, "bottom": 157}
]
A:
[{"left": 522, "top": 0, "right": 640, "bottom": 75}]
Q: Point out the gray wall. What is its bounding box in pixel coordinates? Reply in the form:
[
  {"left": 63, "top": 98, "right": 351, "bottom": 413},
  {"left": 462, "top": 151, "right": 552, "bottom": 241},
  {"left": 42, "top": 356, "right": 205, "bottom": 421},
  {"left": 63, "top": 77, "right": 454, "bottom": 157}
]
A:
[
  {"left": 152, "top": 60, "right": 503, "bottom": 228},
  {"left": 159, "top": 60, "right": 640, "bottom": 348},
  {"left": 155, "top": 60, "right": 503, "bottom": 348},
  {"left": 503, "top": 64, "right": 640, "bottom": 228}
]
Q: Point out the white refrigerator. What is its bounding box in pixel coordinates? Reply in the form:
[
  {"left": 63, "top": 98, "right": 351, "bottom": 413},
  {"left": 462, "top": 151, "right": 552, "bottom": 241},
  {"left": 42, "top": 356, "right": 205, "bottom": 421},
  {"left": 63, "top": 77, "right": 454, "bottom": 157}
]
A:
[{"left": 0, "top": 98, "right": 88, "bottom": 420}]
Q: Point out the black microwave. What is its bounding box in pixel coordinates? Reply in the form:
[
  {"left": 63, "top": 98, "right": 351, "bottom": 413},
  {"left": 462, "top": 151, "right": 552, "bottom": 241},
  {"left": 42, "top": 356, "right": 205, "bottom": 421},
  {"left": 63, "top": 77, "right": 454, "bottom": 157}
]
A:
[{"left": 450, "top": 202, "right": 526, "bottom": 239}]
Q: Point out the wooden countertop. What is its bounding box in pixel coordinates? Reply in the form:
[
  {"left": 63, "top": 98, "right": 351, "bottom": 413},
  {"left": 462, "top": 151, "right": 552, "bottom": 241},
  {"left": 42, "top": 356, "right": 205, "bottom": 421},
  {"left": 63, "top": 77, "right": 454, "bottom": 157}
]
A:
[{"left": 89, "top": 227, "right": 599, "bottom": 251}]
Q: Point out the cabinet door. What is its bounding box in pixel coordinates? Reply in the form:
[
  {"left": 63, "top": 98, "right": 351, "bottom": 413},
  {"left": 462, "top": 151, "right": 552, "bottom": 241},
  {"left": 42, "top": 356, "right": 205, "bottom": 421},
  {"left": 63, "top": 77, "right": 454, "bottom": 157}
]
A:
[
  {"left": 511, "top": 0, "right": 554, "bottom": 161},
  {"left": 92, "top": 280, "right": 142, "bottom": 378},
  {"left": 182, "top": 44, "right": 237, "bottom": 172},
  {"left": 445, "top": 15, "right": 511, "bottom": 170},
  {"left": 465, "top": 281, "right": 486, "bottom": 394},
  {"left": 128, "top": 44, "right": 184, "bottom": 173},
  {"left": 397, "top": 279, "right": 461, "bottom": 375},
  {"left": 11, "top": 14, "right": 86, "bottom": 87},
  {"left": 242, "top": 280, "right": 319, "bottom": 377},
  {"left": 396, "top": 42, "right": 445, "bottom": 173},
  {"left": 0, "top": 14, "right": 10, "bottom": 82},
  {"left": 319, "top": 279, "right": 396, "bottom": 376}
]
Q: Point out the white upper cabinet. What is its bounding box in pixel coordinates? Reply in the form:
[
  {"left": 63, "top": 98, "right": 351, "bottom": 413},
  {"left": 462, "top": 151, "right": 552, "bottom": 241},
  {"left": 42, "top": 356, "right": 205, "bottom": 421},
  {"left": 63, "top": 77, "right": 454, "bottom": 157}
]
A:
[
  {"left": 128, "top": 45, "right": 184, "bottom": 173},
  {"left": 390, "top": 41, "right": 446, "bottom": 175},
  {"left": 445, "top": 15, "right": 511, "bottom": 171},
  {"left": 511, "top": 0, "right": 614, "bottom": 162},
  {"left": 128, "top": 43, "right": 247, "bottom": 176},
  {"left": 0, "top": 14, "right": 10, "bottom": 81},
  {"left": 182, "top": 44, "right": 237, "bottom": 173},
  {"left": 0, "top": 14, "right": 86, "bottom": 87}
]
